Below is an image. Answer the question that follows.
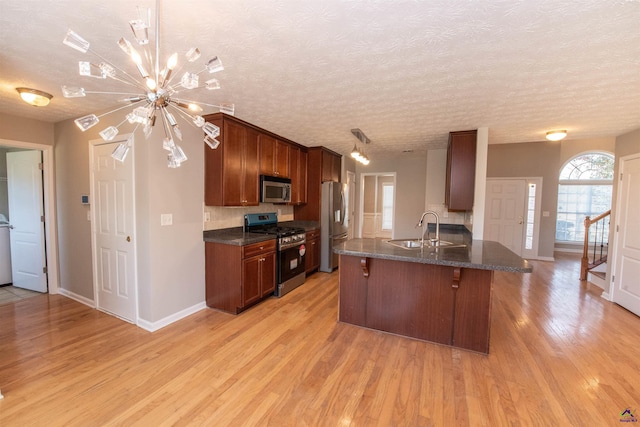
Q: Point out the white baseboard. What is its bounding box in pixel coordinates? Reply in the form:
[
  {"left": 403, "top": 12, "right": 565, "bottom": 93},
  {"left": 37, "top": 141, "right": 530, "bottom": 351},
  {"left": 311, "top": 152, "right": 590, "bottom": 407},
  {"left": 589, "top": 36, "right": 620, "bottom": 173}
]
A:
[
  {"left": 601, "top": 292, "right": 612, "bottom": 301},
  {"left": 137, "top": 302, "right": 207, "bottom": 332},
  {"left": 531, "top": 256, "right": 555, "bottom": 261},
  {"left": 58, "top": 287, "right": 95, "bottom": 308}
]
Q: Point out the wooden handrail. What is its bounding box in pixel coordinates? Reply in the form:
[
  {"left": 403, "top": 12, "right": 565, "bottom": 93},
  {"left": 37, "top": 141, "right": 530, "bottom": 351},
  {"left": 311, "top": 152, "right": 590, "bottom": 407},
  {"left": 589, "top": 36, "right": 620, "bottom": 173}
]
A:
[{"left": 580, "top": 210, "right": 611, "bottom": 281}]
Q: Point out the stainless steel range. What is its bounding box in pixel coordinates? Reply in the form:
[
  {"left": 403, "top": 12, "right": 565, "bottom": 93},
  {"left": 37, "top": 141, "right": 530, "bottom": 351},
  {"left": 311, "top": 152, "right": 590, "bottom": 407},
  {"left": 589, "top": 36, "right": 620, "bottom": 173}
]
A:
[{"left": 244, "top": 213, "right": 306, "bottom": 297}]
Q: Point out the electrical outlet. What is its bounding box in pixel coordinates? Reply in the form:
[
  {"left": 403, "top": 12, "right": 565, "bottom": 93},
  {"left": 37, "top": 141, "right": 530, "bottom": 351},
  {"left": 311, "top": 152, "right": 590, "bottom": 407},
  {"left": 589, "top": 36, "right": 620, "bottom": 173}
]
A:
[
  {"left": 204, "top": 211, "right": 211, "bottom": 222},
  {"left": 161, "top": 213, "right": 173, "bottom": 226},
  {"left": 87, "top": 210, "right": 91, "bottom": 221},
  {"left": 543, "top": 211, "right": 550, "bottom": 217}
]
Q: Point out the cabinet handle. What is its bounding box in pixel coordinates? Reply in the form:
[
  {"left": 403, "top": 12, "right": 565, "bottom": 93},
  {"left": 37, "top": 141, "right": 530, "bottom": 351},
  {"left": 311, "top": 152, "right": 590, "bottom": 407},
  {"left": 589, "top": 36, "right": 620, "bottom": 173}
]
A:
[{"left": 259, "top": 246, "right": 264, "bottom": 250}]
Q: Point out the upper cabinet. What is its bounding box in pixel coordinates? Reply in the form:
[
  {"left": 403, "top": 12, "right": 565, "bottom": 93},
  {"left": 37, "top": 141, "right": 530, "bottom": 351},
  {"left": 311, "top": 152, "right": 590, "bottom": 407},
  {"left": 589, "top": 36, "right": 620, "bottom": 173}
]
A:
[
  {"left": 294, "top": 147, "right": 341, "bottom": 221},
  {"left": 321, "top": 149, "right": 341, "bottom": 183},
  {"left": 445, "top": 130, "right": 477, "bottom": 211},
  {"left": 289, "top": 146, "right": 307, "bottom": 205},
  {"left": 203, "top": 113, "right": 308, "bottom": 207},
  {"left": 259, "top": 134, "right": 290, "bottom": 178},
  {"left": 204, "top": 114, "right": 259, "bottom": 206}
]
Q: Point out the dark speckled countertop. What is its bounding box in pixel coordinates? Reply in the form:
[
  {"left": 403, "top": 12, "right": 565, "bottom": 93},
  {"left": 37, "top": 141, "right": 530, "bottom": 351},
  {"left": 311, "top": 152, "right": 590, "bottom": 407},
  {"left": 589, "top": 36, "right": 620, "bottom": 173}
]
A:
[
  {"left": 203, "top": 227, "right": 275, "bottom": 246},
  {"left": 333, "top": 229, "right": 532, "bottom": 273},
  {"left": 203, "top": 220, "right": 319, "bottom": 246}
]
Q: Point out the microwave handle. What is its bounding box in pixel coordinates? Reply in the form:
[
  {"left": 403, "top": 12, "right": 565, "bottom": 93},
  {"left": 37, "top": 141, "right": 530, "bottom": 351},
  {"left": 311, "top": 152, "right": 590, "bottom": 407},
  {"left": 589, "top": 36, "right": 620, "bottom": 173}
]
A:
[{"left": 284, "top": 184, "right": 291, "bottom": 202}]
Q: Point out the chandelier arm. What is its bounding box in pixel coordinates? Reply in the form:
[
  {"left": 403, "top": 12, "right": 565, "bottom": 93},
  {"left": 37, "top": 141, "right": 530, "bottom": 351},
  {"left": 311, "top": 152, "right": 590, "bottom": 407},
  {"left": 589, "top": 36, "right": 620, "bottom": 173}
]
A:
[
  {"left": 171, "top": 98, "right": 225, "bottom": 109},
  {"left": 154, "top": 0, "right": 160, "bottom": 87},
  {"left": 159, "top": 108, "right": 173, "bottom": 140},
  {"left": 86, "top": 48, "right": 149, "bottom": 90},
  {"left": 167, "top": 102, "right": 198, "bottom": 122},
  {"left": 84, "top": 91, "right": 147, "bottom": 96},
  {"left": 95, "top": 100, "right": 148, "bottom": 119}
]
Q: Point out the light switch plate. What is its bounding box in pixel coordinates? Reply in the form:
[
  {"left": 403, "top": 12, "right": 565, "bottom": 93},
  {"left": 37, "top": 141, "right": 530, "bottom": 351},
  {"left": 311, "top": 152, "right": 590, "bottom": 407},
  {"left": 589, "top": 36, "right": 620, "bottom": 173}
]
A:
[
  {"left": 161, "top": 213, "right": 173, "bottom": 226},
  {"left": 542, "top": 211, "right": 550, "bottom": 217},
  {"left": 204, "top": 212, "right": 211, "bottom": 222}
]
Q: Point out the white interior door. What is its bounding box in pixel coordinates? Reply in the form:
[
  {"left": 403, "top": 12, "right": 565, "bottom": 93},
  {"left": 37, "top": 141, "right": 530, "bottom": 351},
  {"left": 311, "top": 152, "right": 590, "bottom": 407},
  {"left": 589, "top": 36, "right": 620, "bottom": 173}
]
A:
[
  {"left": 484, "top": 179, "right": 526, "bottom": 256},
  {"left": 6, "top": 151, "right": 47, "bottom": 292},
  {"left": 91, "top": 140, "right": 137, "bottom": 322},
  {"left": 612, "top": 154, "right": 640, "bottom": 316}
]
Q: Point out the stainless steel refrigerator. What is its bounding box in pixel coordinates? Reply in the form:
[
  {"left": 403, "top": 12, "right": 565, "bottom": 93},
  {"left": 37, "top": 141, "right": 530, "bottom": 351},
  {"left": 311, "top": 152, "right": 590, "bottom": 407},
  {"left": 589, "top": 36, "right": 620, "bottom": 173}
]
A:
[{"left": 320, "top": 181, "right": 348, "bottom": 272}]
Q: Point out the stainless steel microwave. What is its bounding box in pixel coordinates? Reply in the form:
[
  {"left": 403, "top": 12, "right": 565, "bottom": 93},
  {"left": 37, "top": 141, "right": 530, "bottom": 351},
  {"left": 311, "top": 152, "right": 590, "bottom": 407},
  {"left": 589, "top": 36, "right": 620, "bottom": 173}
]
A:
[{"left": 260, "top": 175, "right": 291, "bottom": 203}]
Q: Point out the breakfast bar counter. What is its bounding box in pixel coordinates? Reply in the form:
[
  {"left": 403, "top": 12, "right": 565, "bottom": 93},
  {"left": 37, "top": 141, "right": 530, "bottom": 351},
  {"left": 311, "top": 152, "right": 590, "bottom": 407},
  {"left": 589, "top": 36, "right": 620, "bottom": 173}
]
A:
[{"left": 333, "top": 237, "right": 532, "bottom": 354}]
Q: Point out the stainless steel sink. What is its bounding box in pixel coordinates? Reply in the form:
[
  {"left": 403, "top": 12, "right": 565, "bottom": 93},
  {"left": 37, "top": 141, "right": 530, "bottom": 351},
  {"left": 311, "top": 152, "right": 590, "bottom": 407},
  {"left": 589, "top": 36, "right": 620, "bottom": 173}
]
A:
[{"left": 385, "top": 239, "right": 466, "bottom": 250}]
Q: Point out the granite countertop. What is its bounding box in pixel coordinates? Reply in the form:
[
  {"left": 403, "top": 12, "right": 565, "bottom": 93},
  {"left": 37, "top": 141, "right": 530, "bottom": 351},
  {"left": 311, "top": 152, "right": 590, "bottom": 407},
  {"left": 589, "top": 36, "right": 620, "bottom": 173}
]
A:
[
  {"left": 203, "top": 221, "right": 319, "bottom": 246},
  {"left": 279, "top": 220, "right": 320, "bottom": 231},
  {"left": 333, "top": 234, "right": 532, "bottom": 273},
  {"left": 203, "top": 227, "right": 275, "bottom": 246}
]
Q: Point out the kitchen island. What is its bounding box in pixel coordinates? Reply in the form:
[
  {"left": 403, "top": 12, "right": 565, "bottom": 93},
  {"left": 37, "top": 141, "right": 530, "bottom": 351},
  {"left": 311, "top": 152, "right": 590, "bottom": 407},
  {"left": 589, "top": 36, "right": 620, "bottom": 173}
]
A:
[{"left": 333, "top": 236, "right": 532, "bottom": 354}]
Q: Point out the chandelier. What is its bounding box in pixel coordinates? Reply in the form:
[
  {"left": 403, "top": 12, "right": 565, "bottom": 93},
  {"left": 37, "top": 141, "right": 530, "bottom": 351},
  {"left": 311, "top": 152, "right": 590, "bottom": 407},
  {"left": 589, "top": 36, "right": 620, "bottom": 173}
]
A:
[
  {"left": 61, "top": 0, "right": 233, "bottom": 168},
  {"left": 350, "top": 128, "right": 370, "bottom": 165}
]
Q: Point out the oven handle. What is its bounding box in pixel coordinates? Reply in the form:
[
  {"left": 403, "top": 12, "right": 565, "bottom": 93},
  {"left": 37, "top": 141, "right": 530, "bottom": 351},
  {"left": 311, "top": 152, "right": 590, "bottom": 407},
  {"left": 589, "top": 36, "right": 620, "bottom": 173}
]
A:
[{"left": 279, "top": 240, "right": 306, "bottom": 251}]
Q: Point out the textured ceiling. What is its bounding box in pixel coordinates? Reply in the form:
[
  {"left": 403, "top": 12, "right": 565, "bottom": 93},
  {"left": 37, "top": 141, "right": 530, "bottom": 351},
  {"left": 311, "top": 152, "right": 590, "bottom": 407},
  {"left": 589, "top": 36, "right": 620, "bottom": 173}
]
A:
[{"left": 1, "top": 0, "right": 639, "bottom": 158}]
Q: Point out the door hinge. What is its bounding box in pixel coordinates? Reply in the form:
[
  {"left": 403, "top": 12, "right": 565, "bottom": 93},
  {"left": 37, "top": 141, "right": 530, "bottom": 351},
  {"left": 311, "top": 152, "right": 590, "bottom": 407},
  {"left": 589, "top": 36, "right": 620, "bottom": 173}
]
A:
[
  {"left": 612, "top": 275, "right": 615, "bottom": 283},
  {"left": 41, "top": 215, "right": 45, "bottom": 222},
  {"left": 38, "top": 162, "right": 44, "bottom": 170},
  {"left": 617, "top": 225, "right": 619, "bottom": 232},
  {"left": 43, "top": 266, "right": 48, "bottom": 274},
  {"left": 620, "top": 172, "right": 623, "bottom": 181}
]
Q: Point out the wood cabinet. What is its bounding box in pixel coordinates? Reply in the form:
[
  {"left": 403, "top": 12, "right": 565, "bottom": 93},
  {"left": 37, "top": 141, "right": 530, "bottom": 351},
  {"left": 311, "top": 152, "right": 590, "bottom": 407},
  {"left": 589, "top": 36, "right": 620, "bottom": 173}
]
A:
[
  {"left": 204, "top": 114, "right": 259, "bottom": 206},
  {"left": 289, "top": 146, "right": 307, "bottom": 205},
  {"left": 305, "top": 228, "right": 320, "bottom": 274},
  {"left": 294, "top": 147, "right": 342, "bottom": 222},
  {"left": 205, "top": 239, "right": 276, "bottom": 314},
  {"left": 445, "top": 130, "right": 477, "bottom": 211},
  {"left": 321, "top": 149, "right": 341, "bottom": 183},
  {"left": 259, "top": 134, "right": 290, "bottom": 178},
  {"left": 338, "top": 254, "right": 493, "bottom": 353}
]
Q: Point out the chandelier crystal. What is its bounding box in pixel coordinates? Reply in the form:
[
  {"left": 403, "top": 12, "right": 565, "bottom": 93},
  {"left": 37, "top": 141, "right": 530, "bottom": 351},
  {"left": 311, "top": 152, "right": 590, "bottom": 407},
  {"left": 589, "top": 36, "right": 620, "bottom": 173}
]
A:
[{"left": 62, "top": 0, "right": 233, "bottom": 168}]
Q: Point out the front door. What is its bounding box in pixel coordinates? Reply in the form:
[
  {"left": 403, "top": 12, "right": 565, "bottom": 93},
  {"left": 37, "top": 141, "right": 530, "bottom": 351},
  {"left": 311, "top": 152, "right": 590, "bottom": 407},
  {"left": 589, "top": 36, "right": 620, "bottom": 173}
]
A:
[
  {"left": 484, "top": 179, "right": 526, "bottom": 256},
  {"left": 612, "top": 154, "right": 640, "bottom": 316},
  {"left": 6, "top": 151, "right": 47, "bottom": 292},
  {"left": 91, "top": 140, "right": 137, "bottom": 322}
]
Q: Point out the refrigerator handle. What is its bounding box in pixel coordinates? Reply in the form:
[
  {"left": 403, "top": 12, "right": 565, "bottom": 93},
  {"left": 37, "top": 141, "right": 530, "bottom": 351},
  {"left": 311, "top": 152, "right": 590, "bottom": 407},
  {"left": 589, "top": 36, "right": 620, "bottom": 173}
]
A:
[{"left": 340, "top": 189, "right": 346, "bottom": 225}]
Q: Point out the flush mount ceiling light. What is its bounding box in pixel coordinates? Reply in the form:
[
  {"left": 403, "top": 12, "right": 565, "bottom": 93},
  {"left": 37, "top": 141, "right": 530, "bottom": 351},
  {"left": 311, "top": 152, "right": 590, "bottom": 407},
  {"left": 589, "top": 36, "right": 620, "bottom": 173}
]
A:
[
  {"left": 546, "top": 130, "right": 567, "bottom": 141},
  {"left": 16, "top": 87, "right": 53, "bottom": 107},
  {"left": 350, "top": 128, "right": 370, "bottom": 165},
  {"left": 62, "top": 0, "right": 233, "bottom": 168}
]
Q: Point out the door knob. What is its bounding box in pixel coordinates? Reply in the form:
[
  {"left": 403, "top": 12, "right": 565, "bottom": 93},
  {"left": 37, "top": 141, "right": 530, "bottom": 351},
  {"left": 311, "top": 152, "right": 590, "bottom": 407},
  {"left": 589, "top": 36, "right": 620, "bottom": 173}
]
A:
[
  {"left": 518, "top": 216, "right": 524, "bottom": 225},
  {"left": 126, "top": 236, "right": 131, "bottom": 242}
]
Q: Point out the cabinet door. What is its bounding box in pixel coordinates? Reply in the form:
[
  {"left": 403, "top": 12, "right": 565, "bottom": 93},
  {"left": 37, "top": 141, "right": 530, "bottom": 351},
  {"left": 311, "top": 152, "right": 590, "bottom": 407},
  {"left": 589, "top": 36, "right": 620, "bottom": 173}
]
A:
[
  {"left": 275, "top": 140, "right": 290, "bottom": 178},
  {"left": 242, "top": 255, "right": 262, "bottom": 307},
  {"left": 243, "top": 128, "right": 260, "bottom": 205},
  {"left": 261, "top": 251, "right": 276, "bottom": 297},
  {"left": 331, "top": 153, "right": 341, "bottom": 182},
  {"left": 305, "top": 230, "right": 320, "bottom": 273},
  {"left": 222, "top": 120, "right": 245, "bottom": 206},
  {"left": 321, "top": 151, "right": 333, "bottom": 182},
  {"left": 289, "top": 147, "right": 307, "bottom": 205},
  {"left": 446, "top": 130, "right": 476, "bottom": 211},
  {"left": 299, "top": 150, "right": 307, "bottom": 203},
  {"left": 259, "top": 134, "right": 277, "bottom": 176}
]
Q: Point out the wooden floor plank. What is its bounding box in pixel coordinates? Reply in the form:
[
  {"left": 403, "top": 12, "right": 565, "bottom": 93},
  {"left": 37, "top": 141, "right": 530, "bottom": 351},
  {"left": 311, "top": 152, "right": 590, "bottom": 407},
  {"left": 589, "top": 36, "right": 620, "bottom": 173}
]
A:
[{"left": 1, "top": 253, "right": 640, "bottom": 426}]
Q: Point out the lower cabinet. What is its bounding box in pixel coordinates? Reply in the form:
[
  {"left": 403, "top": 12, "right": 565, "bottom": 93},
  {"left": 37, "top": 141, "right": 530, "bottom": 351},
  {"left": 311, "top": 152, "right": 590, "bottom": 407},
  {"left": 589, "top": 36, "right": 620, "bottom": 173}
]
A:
[
  {"left": 305, "top": 228, "right": 320, "bottom": 274},
  {"left": 205, "top": 239, "right": 276, "bottom": 314},
  {"left": 338, "top": 255, "right": 493, "bottom": 353}
]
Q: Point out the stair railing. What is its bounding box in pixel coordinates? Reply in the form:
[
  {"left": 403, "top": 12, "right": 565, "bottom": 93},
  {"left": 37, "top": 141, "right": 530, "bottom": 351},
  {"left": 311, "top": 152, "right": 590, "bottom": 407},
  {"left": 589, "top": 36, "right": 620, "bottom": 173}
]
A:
[{"left": 580, "top": 210, "right": 611, "bottom": 281}]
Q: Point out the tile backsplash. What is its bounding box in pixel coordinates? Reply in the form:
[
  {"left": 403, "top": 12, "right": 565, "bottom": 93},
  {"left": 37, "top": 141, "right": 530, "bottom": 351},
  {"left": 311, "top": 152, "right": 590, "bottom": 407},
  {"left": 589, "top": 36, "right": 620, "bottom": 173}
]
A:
[
  {"left": 203, "top": 204, "right": 294, "bottom": 230},
  {"left": 425, "top": 203, "right": 466, "bottom": 225}
]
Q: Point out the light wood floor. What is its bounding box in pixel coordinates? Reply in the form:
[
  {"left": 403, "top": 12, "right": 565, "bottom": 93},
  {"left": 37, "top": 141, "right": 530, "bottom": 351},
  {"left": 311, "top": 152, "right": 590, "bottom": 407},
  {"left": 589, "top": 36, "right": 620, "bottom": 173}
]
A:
[{"left": 1, "top": 253, "right": 639, "bottom": 426}]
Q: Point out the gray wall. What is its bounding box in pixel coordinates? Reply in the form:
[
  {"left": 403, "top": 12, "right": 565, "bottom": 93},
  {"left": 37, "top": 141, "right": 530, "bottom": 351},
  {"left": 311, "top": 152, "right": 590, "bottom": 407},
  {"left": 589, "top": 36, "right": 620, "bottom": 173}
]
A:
[
  {"left": 0, "top": 149, "right": 8, "bottom": 218},
  {"left": 487, "top": 141, "right": 560, "bottom": 258},
  {"left": 53, "top": 109, "right": 206, "bottom": 323},
  {"left": 355, "top": 152, "right": 427, "bottom": 239}
]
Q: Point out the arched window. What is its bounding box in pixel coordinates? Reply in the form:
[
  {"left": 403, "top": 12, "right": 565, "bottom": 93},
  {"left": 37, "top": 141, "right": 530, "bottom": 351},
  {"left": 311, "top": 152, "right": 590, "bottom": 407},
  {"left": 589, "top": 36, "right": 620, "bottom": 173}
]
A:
[{"left": 556, "top": 152, "right": 614, "bottom": 242}]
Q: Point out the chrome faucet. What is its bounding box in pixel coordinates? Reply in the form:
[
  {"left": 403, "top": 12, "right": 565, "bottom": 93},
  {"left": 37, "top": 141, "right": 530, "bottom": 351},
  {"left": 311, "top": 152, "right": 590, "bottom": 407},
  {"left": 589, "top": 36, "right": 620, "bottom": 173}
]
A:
[{"left": 416, "top": 211, "right": 440, "bottom": 247}]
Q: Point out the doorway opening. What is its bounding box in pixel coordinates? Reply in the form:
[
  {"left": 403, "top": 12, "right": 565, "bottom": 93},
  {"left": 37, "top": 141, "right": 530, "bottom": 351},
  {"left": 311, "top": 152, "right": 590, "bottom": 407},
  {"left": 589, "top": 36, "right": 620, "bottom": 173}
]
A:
[
  {"left": 0, "top": 139, "right": 58, "bottom": 294},
  {"left": 359, "top": 172, "right": 396, "bottom": 239}
]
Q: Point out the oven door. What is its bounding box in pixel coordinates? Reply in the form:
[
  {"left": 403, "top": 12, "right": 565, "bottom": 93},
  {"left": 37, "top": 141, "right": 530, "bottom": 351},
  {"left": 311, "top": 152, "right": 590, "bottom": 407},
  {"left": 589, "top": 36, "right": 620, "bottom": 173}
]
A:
[{"left": 279, "top": 243, "right": 305, "bottom": 283}]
